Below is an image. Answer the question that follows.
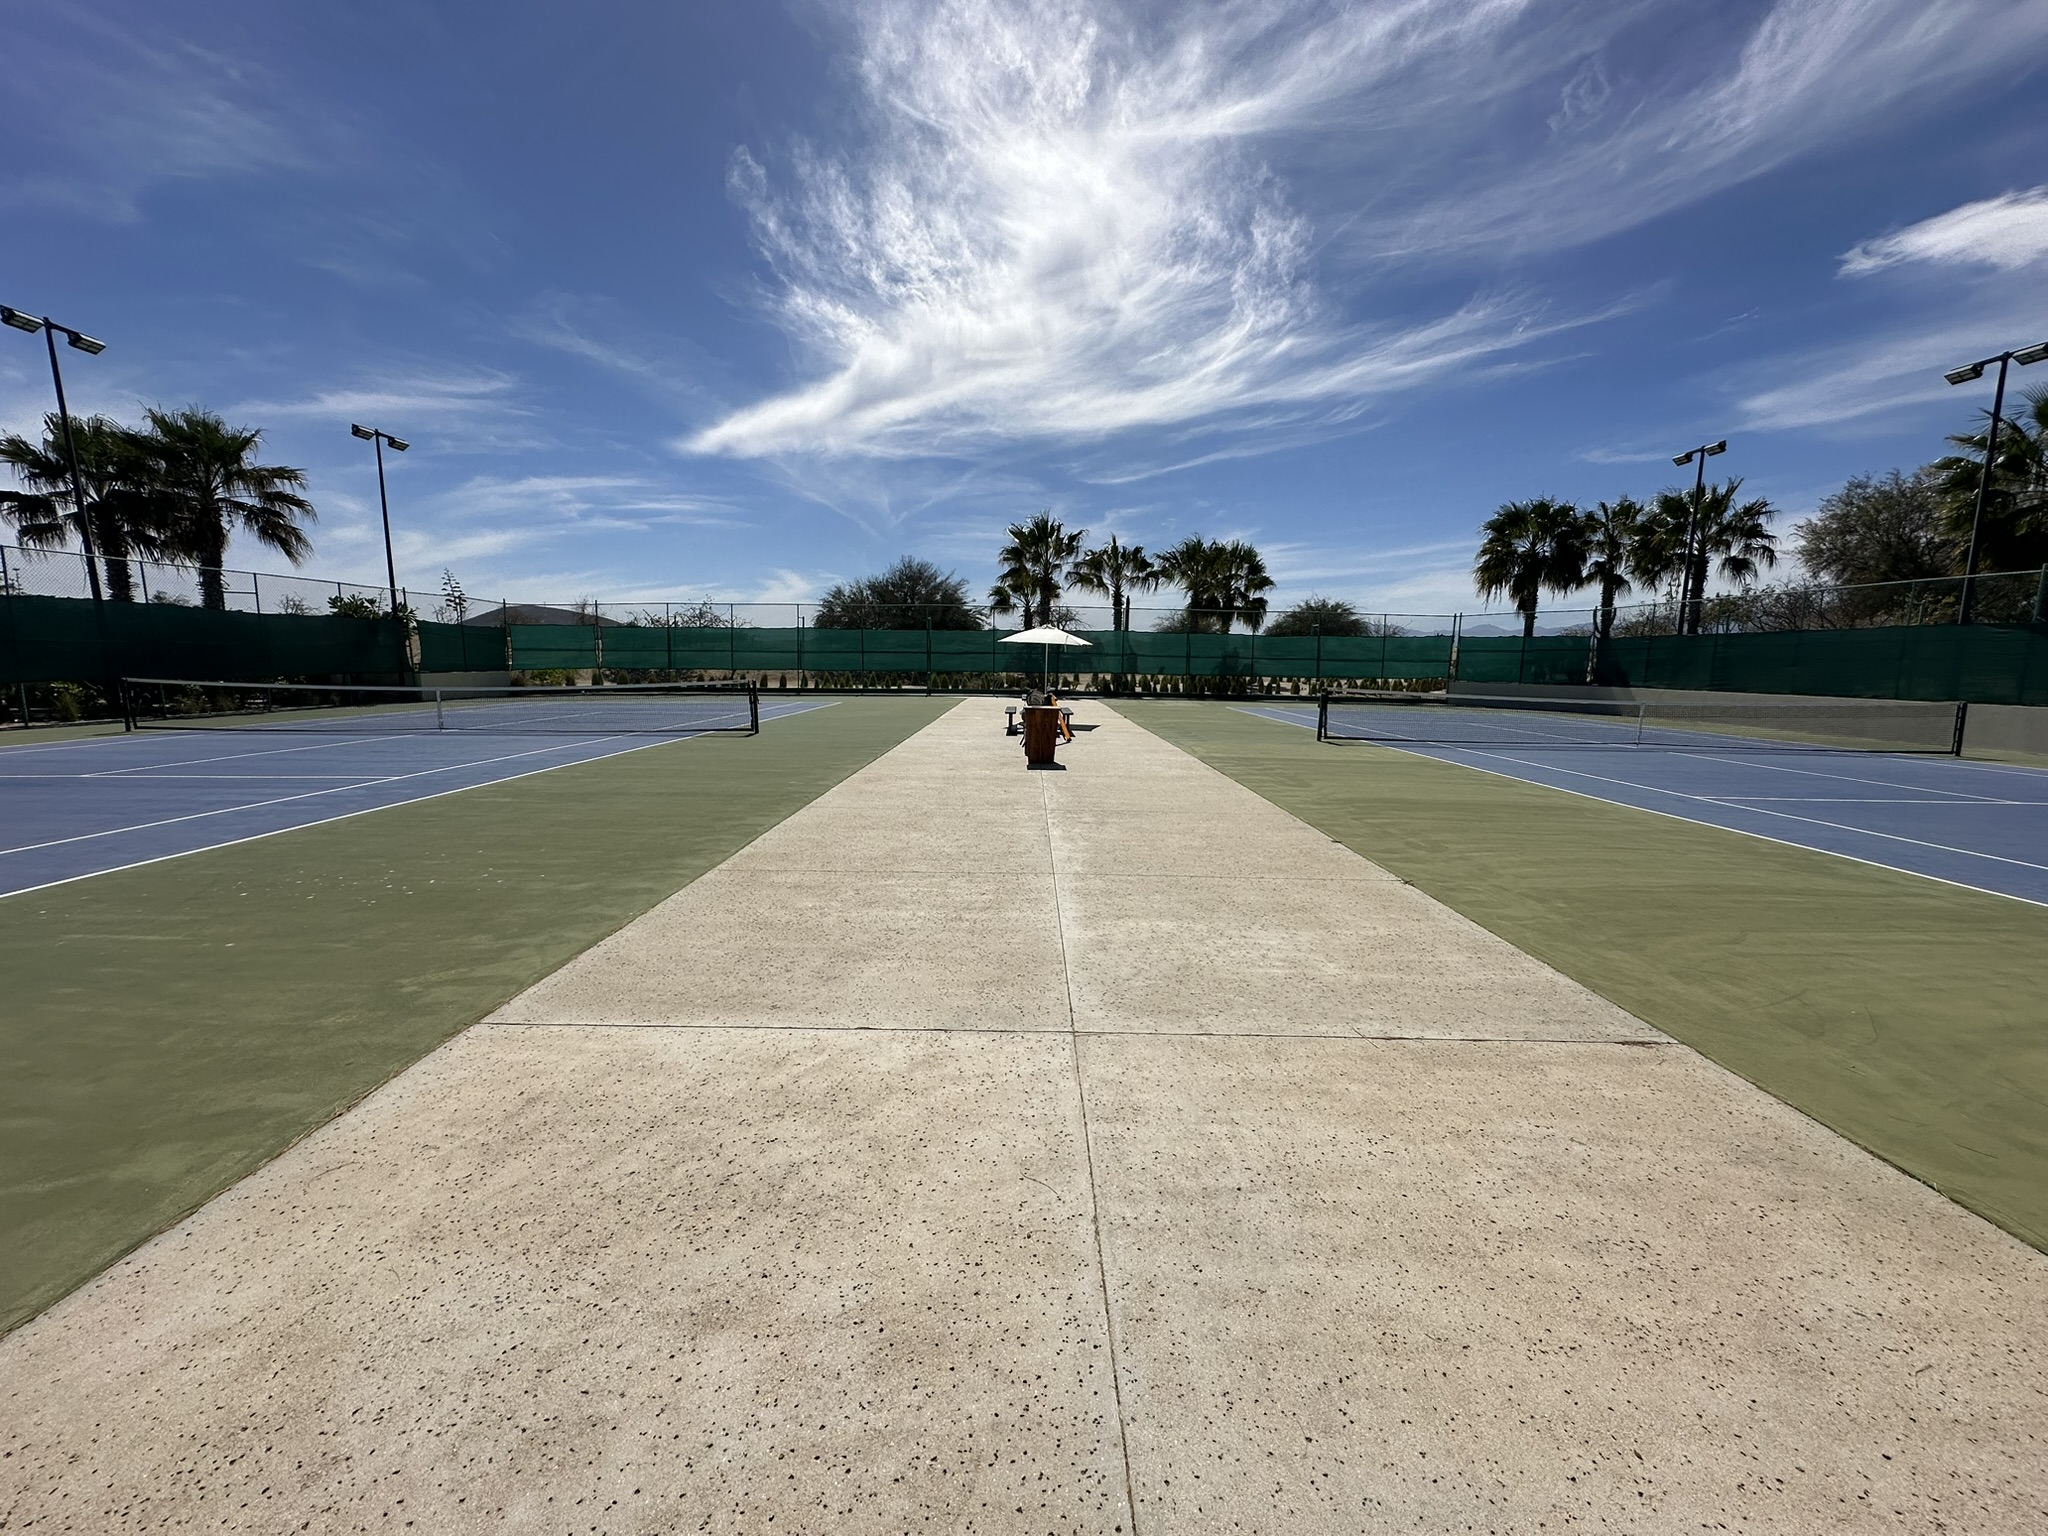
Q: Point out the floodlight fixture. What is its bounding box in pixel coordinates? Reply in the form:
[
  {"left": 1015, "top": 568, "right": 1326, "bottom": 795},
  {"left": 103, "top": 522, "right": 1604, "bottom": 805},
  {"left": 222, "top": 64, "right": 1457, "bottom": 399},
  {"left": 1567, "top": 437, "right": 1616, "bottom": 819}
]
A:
[
  {"left": 1670, "top": 437, "right": 1732, "bottom": 636},
  {"left": 351, "top": 424, "right": 409, "bottom": 616},
  {"left": 2, "top": 301, "right": 108, "bottom": 602},
  {"left": 1946, "top": 341, "right": 2048, "bottom": 623}
]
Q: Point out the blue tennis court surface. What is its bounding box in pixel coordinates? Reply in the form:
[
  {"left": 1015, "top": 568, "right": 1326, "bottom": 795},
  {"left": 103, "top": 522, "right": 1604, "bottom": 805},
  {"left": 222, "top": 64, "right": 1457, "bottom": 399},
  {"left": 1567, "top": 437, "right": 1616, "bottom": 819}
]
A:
[
  {"left": 1240, "top": 702, "right": 2048, "bottom": 906},
  {"left": 0, "top": 699, "right": 831, "bottom": 899}
]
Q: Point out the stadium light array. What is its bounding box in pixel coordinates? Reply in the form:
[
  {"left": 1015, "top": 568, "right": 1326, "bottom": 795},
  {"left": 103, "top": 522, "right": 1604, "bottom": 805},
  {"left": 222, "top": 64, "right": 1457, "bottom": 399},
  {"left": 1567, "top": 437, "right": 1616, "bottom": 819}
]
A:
[{"left": 1945, "top": 341, "right": 2048, "bottom": 624}]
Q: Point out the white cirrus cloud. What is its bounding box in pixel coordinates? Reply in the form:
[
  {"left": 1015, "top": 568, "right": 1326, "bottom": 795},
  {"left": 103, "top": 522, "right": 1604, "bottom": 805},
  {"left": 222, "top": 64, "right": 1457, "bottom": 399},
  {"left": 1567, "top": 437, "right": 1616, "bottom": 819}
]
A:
[
  {"left": 685, "top": 0, "right": 2047, "bottom": 464},
  {"left": 1839, "top": 187, "right": 2048, "bottom": 276}
]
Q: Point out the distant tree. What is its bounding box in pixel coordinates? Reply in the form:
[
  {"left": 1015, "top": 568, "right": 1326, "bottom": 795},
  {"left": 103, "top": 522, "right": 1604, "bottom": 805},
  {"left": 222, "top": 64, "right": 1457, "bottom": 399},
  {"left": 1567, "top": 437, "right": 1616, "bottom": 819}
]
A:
[
  {"left": 135, "top": 407, "right": 315, "bottom": 609},
  {"left": 1794, "top": 470, "right": 1955, "bottom": 588},
  {"left": 437, "top": 568, "right": 470, "bottom": 624},
  {"left": 1154, "top": 536, "right": 1273, "bottom": 632},
  {"left": 1578, "top": 497, "right": 1645, "bottom": 638},
  {"left": 1069, "top": 535, "right": 1158, "bottom": 630},
  {"left": 1927, "top": 385, "right": 2048, "bottom": 573},
  {"left": 990, "top": 512, "right": 1085, "bottom": 628},
  {"left": 329, "top": 592, "right": 386, "bottom": 619},
  {"left": 1474, "top": 498, "right": 1584, "bottom": 637},
  {"left": 0, "top": 413, "right": 166, "bottom": 602},
  {"left": 632, "top": 599, "right": 749, "bottom": 628},
  {"left": 1265, "top": 596, "right": 1370, "bottom": 637},
  {"left": 815, "top": 556, "right": 983, "bottom": 629}
]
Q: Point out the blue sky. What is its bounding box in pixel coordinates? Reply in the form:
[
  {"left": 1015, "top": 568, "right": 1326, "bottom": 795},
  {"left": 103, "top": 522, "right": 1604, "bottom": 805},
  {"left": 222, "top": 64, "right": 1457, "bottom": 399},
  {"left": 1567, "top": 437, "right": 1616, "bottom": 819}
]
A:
[{"left": 3, "top": 0, "right": 2046, "bottom": 620}]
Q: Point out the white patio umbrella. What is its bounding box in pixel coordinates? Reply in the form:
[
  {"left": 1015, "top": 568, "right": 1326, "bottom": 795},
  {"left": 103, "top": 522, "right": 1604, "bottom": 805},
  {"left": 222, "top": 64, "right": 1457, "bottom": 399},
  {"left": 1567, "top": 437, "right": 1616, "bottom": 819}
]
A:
[{"left": 998, "top": 625, "right": 1092, "bottom": 690}]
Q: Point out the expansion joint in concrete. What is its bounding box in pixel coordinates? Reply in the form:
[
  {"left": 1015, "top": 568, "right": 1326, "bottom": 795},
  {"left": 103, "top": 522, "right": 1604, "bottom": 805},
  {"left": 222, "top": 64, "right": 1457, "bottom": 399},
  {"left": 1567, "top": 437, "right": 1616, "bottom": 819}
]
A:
[{"left": 1044, "top": 772, "right": 1142, "bottom": 1536}]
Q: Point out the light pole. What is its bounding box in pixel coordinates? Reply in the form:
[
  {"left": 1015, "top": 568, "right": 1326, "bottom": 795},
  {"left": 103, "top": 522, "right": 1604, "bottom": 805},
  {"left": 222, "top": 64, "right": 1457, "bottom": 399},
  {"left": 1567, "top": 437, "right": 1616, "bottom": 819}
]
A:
[
  {"left": 1670, "top": 437, "right": 1727, "bottom": 635},
  {"left": 349, "top": 424, "right": 410, "bottom": 616},
  {"left": 2, "top": 304, "right": 108, "bottom": 605},
  {"left": 1943, "top": 341, "right": 2048, "bottom": 625}
]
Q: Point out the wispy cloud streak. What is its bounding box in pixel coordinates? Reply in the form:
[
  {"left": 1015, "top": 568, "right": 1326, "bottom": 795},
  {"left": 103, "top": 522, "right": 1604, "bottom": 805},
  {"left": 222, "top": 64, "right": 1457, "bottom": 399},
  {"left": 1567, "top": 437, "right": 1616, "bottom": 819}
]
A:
[
  {"left": 686, "top": 0, "right": 2045, "bottom": 464},
  {"left": 1840, "top": 187, "right": 2048, "bottom": 276}
]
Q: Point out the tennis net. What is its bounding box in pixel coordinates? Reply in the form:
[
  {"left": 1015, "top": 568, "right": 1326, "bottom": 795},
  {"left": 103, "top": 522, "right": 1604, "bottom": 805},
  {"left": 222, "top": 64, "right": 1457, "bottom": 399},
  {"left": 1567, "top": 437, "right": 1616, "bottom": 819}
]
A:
[
  {"left": 122, "top": 677, "right": 760, "bottom": 735},
  {"left": 1316, "top": 689, "right": 1963, "bottom": 754}
]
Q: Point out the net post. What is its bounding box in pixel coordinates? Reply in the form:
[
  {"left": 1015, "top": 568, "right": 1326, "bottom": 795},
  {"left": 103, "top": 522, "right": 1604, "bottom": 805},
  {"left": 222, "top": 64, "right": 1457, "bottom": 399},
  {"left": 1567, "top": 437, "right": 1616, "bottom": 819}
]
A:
[
  {"left": 1951, "top": 700, "right": 1967, "bottom": 757},
  {"left": 120, "top": 677, "right": 136, "bottom": 732},
  {"left": 749, "top": 680, "right": 760, "bottom": 735},
  {"left": 1634, "top": 702, "right": 1646, "bottom": 746},
  {"left": 1316, "top": 690, "right": 1329, "bottom": 742},
  {"left": 435, "top": 689, "right": 445, "bottom": 730}
]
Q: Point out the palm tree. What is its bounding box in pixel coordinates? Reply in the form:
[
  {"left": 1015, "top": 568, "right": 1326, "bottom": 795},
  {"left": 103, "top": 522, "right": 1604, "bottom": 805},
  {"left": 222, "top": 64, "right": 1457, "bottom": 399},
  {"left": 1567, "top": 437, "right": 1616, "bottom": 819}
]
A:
[
  {"left": 1474, "top": 498, "right": 1585, "bottom": 637},
  {"left": 1579, "top": 497, "right": 1644, "bottom": 639},
  {"left": 1687, "top": 480, "right": 1778, "bottom": 630},
  {"left": 1154, "top": 536, "right": 1274, "bottom": 632},
  {"left": 1069, "top": 535, "right": 1158, "bottom": 630},
  {"left": 136, "top": 407, "right": 315, "bottom": 609},
  {"left": 0, "top": 414, "right": 164, "bottom": 602},
  {"left": 1928, "top": 384, "right": 2048, "bottom": 574},
  {"left": 1650, "top": 479, "right": 1776, "bottom": 634},
  {"left": 992, "top": 511, "right": 1084, "bottom": 629}
]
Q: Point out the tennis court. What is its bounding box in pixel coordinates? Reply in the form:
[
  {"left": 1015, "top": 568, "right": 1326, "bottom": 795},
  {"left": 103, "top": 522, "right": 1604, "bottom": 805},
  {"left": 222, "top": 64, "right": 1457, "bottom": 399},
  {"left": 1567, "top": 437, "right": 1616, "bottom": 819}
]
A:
[
  {"left": 0, "top": 683, "right": 831, "bottom": 899},
  {"left": 1242, "top": 697, "right": 2048, "bottom": 904},
  {"left": 5, "top": 696, "right": 2044, "bottom": 1534}
]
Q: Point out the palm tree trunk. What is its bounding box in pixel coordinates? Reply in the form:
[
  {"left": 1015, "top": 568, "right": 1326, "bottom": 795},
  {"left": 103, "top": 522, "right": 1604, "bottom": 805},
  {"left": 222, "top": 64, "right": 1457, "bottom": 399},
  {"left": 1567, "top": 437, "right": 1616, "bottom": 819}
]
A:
[
  {"left": 1597, "top": 577, "right": 1617, "bottom": 640},
  {"left": 193, "top": 519, "right": 229, "bottom": 610},
  {"left": 1521, "top": 602, "right": 1537, "bottom": 639},
  {"left": 96, "top": 514, "right": 136, "bottom": 603}
]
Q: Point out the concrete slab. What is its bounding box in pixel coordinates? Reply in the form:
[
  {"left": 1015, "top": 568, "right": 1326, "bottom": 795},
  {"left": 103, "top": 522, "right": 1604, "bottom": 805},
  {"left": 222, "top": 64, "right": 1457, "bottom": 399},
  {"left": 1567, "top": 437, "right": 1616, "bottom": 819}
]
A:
[
  {"left": 1060, "top": 870, "right": 1660, "bottom": 1038},
  {"left": 0, "top": 1025, "right": 1133, "bottom": 1534},
  {"left": 490, "top": 865, "right": 1069, "bottom": 1029},
  {"left": 1079, "top": 1032, "right": 2048, "bottom": 1533},
  {"left": 1050, "top": 706, "right": 1656, "bottom": 1041}
]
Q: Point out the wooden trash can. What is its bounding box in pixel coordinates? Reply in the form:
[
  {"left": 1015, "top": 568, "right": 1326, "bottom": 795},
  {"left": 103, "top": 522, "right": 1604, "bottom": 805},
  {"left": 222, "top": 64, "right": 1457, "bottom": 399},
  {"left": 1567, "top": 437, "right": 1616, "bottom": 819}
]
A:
[{"left": 1021, "top": 705, "right": 1063, "bottom": 767}]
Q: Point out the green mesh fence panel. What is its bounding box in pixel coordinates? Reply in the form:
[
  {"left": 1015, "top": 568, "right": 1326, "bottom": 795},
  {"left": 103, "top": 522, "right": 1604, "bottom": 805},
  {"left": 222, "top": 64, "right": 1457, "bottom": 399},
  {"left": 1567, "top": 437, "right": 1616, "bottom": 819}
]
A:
[
  {"left": 507, "top": 625, "right": 598, "bottom": 671},
  {"left": 457, "top": 614, "right": 2048, "bottom": 700},
  {"left": 733, "top": 629, "right": 804, "bottom": 672},
  {"left": 932, "top": 631, "right": 1005, "bottom": 671},
  {"left": 415, "top": 620, "right": 505, "bottom": 673},
  {"left": 1593, "top": 624, "right": 2048, "bottom": 705},
  {"left": 1250, "top": 635, "right": 1316, "bottom": 678},
  {"left": 0, "top": 595, "right": 409, "bottom": 686}
]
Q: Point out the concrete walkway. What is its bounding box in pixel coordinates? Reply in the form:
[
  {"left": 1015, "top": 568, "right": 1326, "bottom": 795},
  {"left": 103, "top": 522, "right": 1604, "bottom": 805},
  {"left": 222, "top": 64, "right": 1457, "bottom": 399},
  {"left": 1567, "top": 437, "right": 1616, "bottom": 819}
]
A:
[{"left": 3, "top": 698, "right": 2044, "bottom": 1532}]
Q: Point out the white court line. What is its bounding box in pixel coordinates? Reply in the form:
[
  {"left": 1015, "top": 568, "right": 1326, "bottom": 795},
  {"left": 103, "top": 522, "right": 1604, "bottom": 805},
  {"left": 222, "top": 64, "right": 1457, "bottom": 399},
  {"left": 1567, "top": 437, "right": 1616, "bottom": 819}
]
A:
[
  {"left": 1660, "top": 747, "right": 2012, "bottom": 802},
  {"left": 0, "top": 736, "right": 686, "bottom": 900},
  {"left": 1456, "top": 748, "right": 2048, "bottom": 876},
  {"left": 0, "top": 697, "right": 841, "bottom": 899},
  {"left": 1706, "top": 796, "right": 2048, "bottom": 806},
  {"left": 1236, "top": 703, "right": 2048, "bottom": 906},
  {"left": 0, "top": 772, "right": 386, "bottom": 781},
  {"left": 0, "top": 739, "right": 621, "bottom": 857}
]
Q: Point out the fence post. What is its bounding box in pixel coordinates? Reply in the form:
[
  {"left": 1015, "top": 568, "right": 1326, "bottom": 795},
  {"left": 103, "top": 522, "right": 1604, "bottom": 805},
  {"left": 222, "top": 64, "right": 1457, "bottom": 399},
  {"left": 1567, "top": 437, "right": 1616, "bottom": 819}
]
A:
[
  {"left": 1449, "top": 614, "right": 1462, "bottom": 682},
  {"left": 251, "top": 572, "right": 262, "bottom": 615},
  {"left": 2033, "top": 566, "right": 2047, "bottom": 624}
]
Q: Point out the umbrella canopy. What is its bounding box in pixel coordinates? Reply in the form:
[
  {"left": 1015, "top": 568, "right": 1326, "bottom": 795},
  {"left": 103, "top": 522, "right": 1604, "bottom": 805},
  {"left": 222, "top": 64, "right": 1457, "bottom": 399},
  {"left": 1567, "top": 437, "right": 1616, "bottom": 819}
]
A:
[{"left": 998, "top": 625, "right": 1094, "bottom": 647}]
